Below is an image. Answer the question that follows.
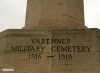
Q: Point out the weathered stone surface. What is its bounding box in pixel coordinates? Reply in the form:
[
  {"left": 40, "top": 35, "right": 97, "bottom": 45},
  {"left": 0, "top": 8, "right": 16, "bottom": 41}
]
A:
[
  {"left": 24, "top": 0, "right": 86, "bottom": 28},
  {"left": 0, "top": 0, "right": 100, "bottom": 73},
  {"left": 0, "top": 29, "right": 100, "bottom": 73}
]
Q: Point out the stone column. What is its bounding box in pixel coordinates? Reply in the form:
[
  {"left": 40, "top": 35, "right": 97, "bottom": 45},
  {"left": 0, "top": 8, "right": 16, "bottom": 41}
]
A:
[{"left": 24, "top": 0, "right": 86, "bottom": 29}]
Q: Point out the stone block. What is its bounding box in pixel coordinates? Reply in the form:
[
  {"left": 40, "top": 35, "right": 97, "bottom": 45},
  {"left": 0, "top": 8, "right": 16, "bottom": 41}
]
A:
[{"left": 0, "top": 28, "right": 100, "bottom": 73}]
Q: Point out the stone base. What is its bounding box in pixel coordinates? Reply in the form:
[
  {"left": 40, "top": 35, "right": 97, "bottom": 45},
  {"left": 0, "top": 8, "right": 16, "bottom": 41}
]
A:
[{"left": 0, "top": 28, "right": 100, "bottom": 73}]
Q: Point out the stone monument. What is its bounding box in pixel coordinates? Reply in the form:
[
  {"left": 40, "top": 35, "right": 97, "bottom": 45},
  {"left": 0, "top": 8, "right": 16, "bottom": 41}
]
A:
[
  {"left": 0, "top": 0, "right": 100, "bottom": 73},
  {"left": 24, "top": 0, "right": 86, "bottom": 28}
]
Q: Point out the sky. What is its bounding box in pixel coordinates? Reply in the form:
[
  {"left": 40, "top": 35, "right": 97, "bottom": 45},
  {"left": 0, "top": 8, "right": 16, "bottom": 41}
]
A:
[{"left": 0, "top": 0, "right": 100, "bottom": 32}]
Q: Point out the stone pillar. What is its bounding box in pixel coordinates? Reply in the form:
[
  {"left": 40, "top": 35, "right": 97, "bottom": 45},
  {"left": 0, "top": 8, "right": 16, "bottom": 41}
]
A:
[{"left": 24, "top": 0, "right": 86, "bottom": 29}]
